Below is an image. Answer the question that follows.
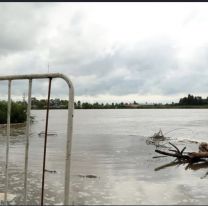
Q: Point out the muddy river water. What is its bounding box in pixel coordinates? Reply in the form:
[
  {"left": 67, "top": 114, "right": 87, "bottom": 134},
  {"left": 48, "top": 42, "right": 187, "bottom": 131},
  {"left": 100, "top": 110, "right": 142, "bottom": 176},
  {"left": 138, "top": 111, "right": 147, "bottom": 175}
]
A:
[{"left": 0, "top": 109, "right": 208, "bottom": 205}]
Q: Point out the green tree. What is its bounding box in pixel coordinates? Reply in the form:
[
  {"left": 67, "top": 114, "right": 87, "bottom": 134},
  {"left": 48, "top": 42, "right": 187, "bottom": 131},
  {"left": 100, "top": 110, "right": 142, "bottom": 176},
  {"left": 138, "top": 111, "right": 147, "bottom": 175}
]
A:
[{"left": 77, "top": 101, "right": 81, "bottom": 109}]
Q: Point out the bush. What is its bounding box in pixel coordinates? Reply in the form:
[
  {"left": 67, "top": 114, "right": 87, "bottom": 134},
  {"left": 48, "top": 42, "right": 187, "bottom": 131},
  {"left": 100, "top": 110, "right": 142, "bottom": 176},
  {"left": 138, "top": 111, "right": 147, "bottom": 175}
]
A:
[{"left": 0, "top": 101, "right": 27, "bottom": 124}]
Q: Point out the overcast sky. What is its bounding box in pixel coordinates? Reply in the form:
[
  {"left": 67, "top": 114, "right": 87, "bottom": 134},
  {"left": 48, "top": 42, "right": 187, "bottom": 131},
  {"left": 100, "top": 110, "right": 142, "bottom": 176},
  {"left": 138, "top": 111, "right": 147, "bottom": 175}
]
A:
[{"left": 0, "top": 2, "right": 208, "bottom": 103}]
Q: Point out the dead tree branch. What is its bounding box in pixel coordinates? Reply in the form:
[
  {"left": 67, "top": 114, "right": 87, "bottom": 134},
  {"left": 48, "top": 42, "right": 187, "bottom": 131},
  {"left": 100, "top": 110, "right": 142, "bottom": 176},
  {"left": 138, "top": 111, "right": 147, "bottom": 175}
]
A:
[{"left": 155, "top": 142, "right": 208, "bottom": 163}]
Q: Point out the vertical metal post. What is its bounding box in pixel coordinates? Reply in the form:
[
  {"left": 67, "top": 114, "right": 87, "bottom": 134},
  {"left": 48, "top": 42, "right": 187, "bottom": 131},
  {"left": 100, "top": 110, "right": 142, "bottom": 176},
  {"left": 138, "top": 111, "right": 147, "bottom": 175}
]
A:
[
  {"left": 23, "top": 79, "right": 32, "bottom": 205},
  {"left": 64, "top": 84, "right": 74, "bottom": 205},
  {"left": 4, "top": 80, "right": 11, "bottom": 204},
  {"left": 41, "top": 78, "right": 52, "bottom": 206}
]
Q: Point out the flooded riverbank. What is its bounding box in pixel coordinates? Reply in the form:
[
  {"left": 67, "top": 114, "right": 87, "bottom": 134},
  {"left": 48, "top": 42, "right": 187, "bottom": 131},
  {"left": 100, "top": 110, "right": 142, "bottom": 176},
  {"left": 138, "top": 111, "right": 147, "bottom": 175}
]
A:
[{"left": 0, "top": 109, "right": 208, "bottom": 204}]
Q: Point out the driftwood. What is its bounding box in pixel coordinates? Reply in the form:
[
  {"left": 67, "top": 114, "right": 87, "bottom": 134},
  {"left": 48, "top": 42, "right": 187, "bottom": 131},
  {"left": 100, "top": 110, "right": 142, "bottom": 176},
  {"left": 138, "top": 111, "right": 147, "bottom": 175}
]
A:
[
  {"left": 152, "top": 138, "right": 208, "bottom": 178},
  {"left": 155, "top": 142, "right": 208, "bottom": 163},
  {"left": 154, "top": 160, "right": 185, "bottom": 171}
]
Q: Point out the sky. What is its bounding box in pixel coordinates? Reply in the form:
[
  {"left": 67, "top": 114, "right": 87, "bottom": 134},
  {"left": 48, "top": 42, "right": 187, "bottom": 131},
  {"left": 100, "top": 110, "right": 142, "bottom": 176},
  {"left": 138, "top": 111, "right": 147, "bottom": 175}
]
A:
[{"left": 0, "top": 2, "right": 208, "bottom": 103}]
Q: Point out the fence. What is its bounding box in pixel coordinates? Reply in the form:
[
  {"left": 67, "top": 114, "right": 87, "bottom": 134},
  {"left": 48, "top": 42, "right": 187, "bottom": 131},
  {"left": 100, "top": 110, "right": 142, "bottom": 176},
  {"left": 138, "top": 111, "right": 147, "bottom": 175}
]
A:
[{"left": 0, "top": 73, "right": 74, "bottom": 205}]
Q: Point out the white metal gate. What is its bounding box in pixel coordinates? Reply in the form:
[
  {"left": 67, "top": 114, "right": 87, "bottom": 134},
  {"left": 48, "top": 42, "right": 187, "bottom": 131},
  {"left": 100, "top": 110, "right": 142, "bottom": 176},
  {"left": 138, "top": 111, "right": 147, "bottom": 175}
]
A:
[{"left": 0, "top": 73, "right": 74, "bottom": 205}]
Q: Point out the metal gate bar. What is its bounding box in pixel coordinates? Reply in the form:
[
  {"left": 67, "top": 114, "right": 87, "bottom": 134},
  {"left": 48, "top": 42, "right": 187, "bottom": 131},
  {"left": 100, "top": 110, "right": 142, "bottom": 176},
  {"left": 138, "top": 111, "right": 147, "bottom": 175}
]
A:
[
  {"left": 24, "top": 79, "right": 32, "bottom": 204},
  {"left": 0, "top": 73, "right": 74, "bottom": 205},
  {"left": 41, "top": 77, "right": 52, "bottom": 205},
  {"left": 4, "top": 80, "right": 11, "bottom": 204}
]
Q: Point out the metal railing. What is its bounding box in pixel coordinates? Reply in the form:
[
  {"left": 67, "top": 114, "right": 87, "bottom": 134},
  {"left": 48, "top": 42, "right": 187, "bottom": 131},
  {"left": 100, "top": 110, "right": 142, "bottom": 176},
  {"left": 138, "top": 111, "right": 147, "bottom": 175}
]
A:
[{"left": 0, "top": 73, "right": 74, "bottom": 205}]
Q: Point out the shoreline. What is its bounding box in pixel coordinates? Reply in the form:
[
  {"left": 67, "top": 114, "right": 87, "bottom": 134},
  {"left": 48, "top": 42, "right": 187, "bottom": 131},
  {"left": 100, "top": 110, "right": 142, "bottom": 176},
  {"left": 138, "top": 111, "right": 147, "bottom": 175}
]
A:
[
  {"left": 0, "top": 123, "right": 26, "bottom": 128},
  {"left": 31, "top": 107, "right": 208, "bottom": 110}
]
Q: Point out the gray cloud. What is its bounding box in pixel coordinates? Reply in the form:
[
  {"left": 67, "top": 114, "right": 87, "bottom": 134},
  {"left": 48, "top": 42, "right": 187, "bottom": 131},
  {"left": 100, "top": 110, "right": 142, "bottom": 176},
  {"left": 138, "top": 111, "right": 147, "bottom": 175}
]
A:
[
  {"left": 71, "top": 38, "right": 208, "bottom": 98},
  {"left": 0, "top": 3, "right": 51, "bottom": 55},
  {"left": 0, "top": 3, "right": 208, "bottom": 102},
  {"left": 72, "top": 39, "right": 179, "bottom": 96}
]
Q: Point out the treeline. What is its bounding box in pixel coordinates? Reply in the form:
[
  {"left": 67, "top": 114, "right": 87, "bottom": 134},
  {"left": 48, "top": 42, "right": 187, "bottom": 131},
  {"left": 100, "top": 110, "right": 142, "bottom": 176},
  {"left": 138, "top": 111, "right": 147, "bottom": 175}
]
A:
[
  {"left": 76, "top": 94, "right": 208, "bottom": 109},
  {"left": 74, "top": 101, "right": 135, "bottom": 109},
  {"left": 178, "top": 94, "right": 208, "bottom": 105},
  {"left": 31, "top": 98, "right": 137, "bottom": 109},
  {"left": 31, "top": 97, "right": 68, "bottom": 109},
  {"left": 0, "top": 94, "right": 207, "bottom": 124},
  {"left": 30, "top": 94, "right": 208, "bottom": 110}
]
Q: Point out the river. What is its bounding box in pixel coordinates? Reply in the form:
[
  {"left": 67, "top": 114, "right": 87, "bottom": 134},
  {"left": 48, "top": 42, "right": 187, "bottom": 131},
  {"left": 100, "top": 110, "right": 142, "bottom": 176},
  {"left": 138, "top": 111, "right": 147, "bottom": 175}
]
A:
[{"left": 0, "top": 109, "right": 208, "bottom": 205}]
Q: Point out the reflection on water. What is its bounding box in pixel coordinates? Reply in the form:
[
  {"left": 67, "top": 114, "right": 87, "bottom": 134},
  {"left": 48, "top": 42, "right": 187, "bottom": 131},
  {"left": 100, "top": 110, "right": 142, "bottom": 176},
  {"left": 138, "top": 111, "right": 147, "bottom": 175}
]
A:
[{"left": 0, "top": 109, "right": 208, "bottom": 204}]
